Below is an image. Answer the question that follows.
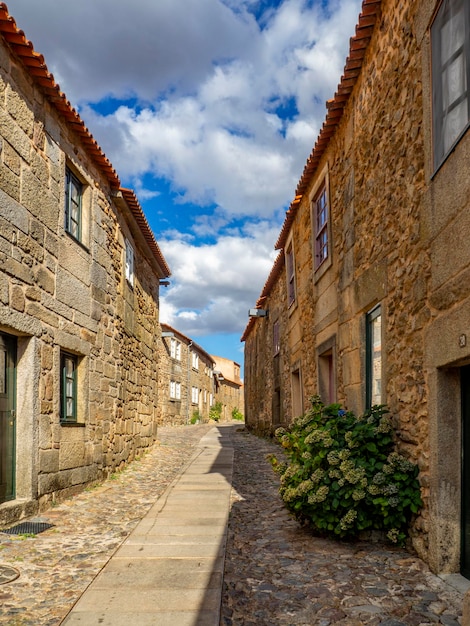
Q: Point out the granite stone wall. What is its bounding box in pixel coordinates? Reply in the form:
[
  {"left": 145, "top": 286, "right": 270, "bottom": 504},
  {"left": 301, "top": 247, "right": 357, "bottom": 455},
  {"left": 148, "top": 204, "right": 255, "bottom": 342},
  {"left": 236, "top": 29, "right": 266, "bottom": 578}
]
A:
[
  {"left": 0, "top": 36, "right": 165, "bottom": 523},
  {"left": 243, "top": 0, "right": 470, "bottom": 573}
]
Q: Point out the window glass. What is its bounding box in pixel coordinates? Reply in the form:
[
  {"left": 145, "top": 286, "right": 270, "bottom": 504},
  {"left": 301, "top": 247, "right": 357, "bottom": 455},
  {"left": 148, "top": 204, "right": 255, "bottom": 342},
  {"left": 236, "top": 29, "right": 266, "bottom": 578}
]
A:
[
  {"left": 273, "top": 321, "right": 280, "bottom": 355},
  {"left": 314, "top": 185, "right": 329, "bottom": 268},
  {"left": 61, "top": 352, "right": 77, "bottom": 422},
  {"left": 366, "top": 306, "right": 382, "bottom": 408},
  {"left": 125, "top": 239, "right": 134, "bottom": 286},
  {"left": 432, "top": 0, "right": 470, "bottom": 167},
  {"left": 65, "top": 169, "right": 82, "bottom": 241},
  {"left": 286, "top": 245, "right": 296, "bottom": 306}
]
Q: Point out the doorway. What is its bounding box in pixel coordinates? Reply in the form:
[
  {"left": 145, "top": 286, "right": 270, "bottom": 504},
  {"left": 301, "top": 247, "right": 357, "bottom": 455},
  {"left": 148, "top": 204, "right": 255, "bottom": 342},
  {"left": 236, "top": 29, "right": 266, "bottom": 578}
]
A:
[
  {"left": 0, "top": 332, "right": 16, "bottom": 503},
  {"left": 461, "top": 365, "right": 470, "bottom": 578}
]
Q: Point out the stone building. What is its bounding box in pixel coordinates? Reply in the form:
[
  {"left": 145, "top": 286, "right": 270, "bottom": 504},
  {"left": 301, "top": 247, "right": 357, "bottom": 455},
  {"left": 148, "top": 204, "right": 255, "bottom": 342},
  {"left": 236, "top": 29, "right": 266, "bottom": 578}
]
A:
[
  {"left": 0, "top": 5, "right": 170, "bottom": 524},
  {"left": 243, "top": 0, "right": 470, "bottom": 577},
  {"left": 212, "top": 355, "right": 244, "bottom": 421},
  {"left": 160, "top": 324, "right": 216, "bottom": 424}
]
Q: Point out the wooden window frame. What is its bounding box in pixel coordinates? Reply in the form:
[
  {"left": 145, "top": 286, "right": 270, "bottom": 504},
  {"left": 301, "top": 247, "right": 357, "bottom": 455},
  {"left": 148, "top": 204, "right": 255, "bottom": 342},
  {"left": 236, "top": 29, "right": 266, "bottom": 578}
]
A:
[
  {"left": 60, "top": 352, "right": 78, "bottom": 423},
  {"left": 431, "top": 0, "right": 470, "bottom": 170}
]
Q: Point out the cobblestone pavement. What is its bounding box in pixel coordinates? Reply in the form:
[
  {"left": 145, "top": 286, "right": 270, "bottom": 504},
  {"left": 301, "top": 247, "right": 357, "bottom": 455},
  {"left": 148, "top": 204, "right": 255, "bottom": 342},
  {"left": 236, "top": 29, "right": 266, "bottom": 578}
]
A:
[
  {"left": 221, "top": 428, "right": 465, "bottom": 626},
  {"left": 0, "top": 423, "right": 465, "bottom": 626},
  {"left": 0, "top": 423, "right": 214, "bottom": 626}
]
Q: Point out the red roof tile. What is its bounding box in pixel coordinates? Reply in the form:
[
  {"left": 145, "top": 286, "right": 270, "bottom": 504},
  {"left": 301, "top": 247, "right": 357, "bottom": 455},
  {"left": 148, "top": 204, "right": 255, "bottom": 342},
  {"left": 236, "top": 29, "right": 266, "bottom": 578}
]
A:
[
  {"left": 120, "top": 188, "right": 171, "bottom": 278},
  {"left": 0, "top": 3, "right": 171, "bottom": 277},
  {"left": 275, "top": 0, "right": 381, "bottom": 251},
  {"left": 241, "top": 251, "right": 285, "bottom": 341}
]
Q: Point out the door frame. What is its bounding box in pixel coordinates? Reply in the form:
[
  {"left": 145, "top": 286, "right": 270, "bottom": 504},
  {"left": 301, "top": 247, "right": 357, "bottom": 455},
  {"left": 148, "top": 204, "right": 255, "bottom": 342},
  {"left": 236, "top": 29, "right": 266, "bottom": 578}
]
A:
[{"left": 0, "top": 332, "right": 17, "bottom": 504}]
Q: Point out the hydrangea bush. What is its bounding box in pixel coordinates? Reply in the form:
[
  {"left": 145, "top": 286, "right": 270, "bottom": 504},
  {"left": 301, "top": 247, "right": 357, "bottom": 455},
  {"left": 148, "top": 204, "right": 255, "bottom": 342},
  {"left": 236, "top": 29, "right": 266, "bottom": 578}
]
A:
[{"left": 268, "top": 396, "right": 422, "bottom": 545}]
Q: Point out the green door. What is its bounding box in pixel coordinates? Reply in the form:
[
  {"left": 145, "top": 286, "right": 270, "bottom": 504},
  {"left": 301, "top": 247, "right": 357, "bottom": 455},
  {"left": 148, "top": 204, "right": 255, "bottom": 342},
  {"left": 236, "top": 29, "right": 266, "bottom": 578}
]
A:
[
  {"left": 0, "top": 333, "right": 16, "bottom": 503},
  {"left": 462, "top": 365, "right": 470, "bottom": 578}
]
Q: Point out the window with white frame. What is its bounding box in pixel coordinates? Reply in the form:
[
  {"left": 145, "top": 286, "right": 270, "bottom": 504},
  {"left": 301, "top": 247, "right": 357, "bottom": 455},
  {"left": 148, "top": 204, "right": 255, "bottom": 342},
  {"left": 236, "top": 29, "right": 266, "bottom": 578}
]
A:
[
  {"left": 170, "top": 338, "right": 182, "bottom": 360},
  {"left": 170, "top": 380, "right": 181, "bottom": 400},
  {"left": 286, "top": 243, "right": 296, "bottom": 307},
  {"left": 191, "top": 386, "right": 199, "bottom": 404},
  {"left": 192, "top": 352, "right": 199, "bottom": 370},
  {"left": 125, "top": 239, "right": 135, "bottom": 287},
  {"left": 431, "top": 0, "right": 470, "bottom": 168}
]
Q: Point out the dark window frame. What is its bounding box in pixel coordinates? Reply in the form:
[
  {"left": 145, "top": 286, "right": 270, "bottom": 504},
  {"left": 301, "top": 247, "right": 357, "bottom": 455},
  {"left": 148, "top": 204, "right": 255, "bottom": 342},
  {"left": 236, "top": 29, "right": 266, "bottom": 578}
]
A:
[
  {"left": 65, "top": 168, "right": 83, "bottom": 241},
  {"left": 286, "top": 244, "right": 296, "bottom": 307},
  {"left": 431, "top": 0, "right": 470, "bottom": 170},
  {"left": 60, "top": 352, "right": 78, "bottom": 423},
  {"left": 314, "top": 184, "right": 329, "bottom": 269},
  {"left": 365, "top": 305, "right": 382, "bottom": 409}
]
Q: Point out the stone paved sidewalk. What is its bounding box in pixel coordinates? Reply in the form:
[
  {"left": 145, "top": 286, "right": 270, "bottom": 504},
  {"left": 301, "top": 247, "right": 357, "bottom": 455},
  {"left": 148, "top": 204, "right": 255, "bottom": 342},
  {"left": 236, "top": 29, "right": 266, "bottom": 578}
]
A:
[
  {"left": 0, "top": 423, "right": 214, "bottom": 626},
  {"left": 0, "top": 423, "right": 466, "bottom": 625}
]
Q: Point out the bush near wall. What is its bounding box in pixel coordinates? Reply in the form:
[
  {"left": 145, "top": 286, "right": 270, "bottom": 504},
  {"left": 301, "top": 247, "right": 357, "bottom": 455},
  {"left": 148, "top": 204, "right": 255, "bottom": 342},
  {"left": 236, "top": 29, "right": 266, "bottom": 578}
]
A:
[{"left": 268, "top": 397, "right": 422, "bottom": 546}]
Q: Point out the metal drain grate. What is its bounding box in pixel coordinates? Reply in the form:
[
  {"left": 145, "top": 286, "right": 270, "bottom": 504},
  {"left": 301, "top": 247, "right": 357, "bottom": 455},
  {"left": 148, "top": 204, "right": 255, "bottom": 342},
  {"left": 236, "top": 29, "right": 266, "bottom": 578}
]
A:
[{"left": 1, "top": 521, "right": 54, "bottom": 535}]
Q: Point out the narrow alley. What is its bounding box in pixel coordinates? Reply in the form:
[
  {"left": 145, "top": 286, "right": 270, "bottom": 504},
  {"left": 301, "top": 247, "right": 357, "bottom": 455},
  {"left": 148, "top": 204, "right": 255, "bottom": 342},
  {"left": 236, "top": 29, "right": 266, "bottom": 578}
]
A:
[{"left": 0, "top": 424, "right": 465, "bottom": 625}]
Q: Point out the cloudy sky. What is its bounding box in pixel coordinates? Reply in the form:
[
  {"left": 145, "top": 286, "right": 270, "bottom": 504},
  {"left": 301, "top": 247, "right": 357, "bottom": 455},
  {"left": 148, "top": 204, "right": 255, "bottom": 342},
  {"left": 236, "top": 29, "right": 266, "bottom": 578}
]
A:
[{"left": 11, "top": 0, "right": 362, "bottom": 368}]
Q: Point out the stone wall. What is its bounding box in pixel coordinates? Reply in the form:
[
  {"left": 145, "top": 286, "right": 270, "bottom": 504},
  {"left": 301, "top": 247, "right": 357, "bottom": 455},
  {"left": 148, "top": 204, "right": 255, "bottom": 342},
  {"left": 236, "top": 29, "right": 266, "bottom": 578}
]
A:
[
  {"left": 243, "top": 0, "right": 470, "bottom": 573},
  {"left": 159, "top": 325, "right": 216, "bottom": 425},
  {"left": 0, "top": 33, "right": 167, "bottom": 523}
]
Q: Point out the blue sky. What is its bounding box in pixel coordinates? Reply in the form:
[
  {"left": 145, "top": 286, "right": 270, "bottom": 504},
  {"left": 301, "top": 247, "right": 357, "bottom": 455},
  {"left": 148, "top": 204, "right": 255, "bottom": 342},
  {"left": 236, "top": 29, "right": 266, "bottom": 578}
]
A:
[{"left": 11, "top": 0, "right": 362, "bottom": 372}]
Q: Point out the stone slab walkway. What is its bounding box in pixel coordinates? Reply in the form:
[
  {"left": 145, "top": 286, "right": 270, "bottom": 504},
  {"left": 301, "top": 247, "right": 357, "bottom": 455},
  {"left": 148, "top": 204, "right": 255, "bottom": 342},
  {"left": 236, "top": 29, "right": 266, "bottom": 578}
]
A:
[
  {"left": 61, "top": 427, "right": 233, "bottom": 626},
  {"left": 0, "top": 422, "right": 467, "bottom": 625}
]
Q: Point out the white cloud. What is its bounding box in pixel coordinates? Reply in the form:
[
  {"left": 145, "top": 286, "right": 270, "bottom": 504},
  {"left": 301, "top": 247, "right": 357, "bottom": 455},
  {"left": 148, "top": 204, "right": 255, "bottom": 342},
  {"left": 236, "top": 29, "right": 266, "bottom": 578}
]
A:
[
  {"left": 9, "top": 0, "right": 363, "bottom": 341},
  {"left": 159, "top": 222, "right": 280, "bottom": 336}
]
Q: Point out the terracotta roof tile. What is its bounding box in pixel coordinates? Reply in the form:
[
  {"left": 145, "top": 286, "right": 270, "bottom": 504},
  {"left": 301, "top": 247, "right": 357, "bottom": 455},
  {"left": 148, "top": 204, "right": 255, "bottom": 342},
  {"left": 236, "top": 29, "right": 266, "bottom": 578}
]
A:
[
  {"left": 120, "top": 188, "right": 171, "bottom": 278},
  {"left": 161, "top": 323, "right": 215, "bottom": 365},
  {"left": 241, "top": 251, "right": 285, "bottom": 341},
  {"left": 275, "top": 0, "right": 381, "bottom": 251},
  {"left": 0, "top": 2, "right": 171, "bottom": 278}
]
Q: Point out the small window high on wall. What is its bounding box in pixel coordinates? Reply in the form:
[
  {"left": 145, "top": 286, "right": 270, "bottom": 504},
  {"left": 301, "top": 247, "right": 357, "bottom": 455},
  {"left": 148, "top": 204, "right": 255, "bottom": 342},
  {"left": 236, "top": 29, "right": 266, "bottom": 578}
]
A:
[
  {"left": 366, "top": 305, "right": 382, "bottom": 408},
  {"left": 286, "top": 244, "right": 296, "bottom": 307}
]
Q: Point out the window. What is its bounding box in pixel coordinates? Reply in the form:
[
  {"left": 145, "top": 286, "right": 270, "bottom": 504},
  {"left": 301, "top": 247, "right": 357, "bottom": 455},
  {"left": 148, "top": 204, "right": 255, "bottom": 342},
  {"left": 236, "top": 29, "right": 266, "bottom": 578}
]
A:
[
  {"left": 170, "top": 338, "right": 181, "bottom": 360},
  {"left": 286, "top": 244, "right": 296, "bottom": 307},
  {"left": 204, "top": 389, "right": 207, "bottom": 403},
  {"left": 432, "top": 0, "right": 470, "bottom": 168},
  {"left": 273, "top": 320, "right": 280, "bottom": 356},
  {"left": 314, "top": 184, "right": 329, "bottom": 268},
  {"left": 291, "top": 366, "right": 303, "bottom": 418},
  {"left": 61, "top": 352, "right": 77, "bottom": 423},
  {"left": 209, "top": 393, "right": 213, "bottom": 406},
  {"left": 366, "top": 305, "right": 382, "bottom": 408},
  {"left": 192, "top": 352, "right": 199, "bottom": 370},
  {"left": 191, "top": 386, "right": 199, "bottom": 404},
  {"left": 125, "top": 239, "right": 134, "bottom": 287},
  {"left": 170, "top": 380, "right": 181, "bottom": 400},
  {"left": 65, "top": 168, "right": 82, "bottom": 241}
]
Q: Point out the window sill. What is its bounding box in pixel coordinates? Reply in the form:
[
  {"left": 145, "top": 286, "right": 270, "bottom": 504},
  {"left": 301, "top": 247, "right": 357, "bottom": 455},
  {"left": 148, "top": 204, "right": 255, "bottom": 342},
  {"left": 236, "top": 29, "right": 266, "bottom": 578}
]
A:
[
  {"left": 65, "top": 231, "right": 90, "bottom": 254},
  {"left": 60, "top": 421, "right": 85, "bottom": 427},
  {"left": 431, "top": 123, "right": 470, "bottom": 179},
  {"left": 313, "top": 254, "right": 332, "bottom": 284}
]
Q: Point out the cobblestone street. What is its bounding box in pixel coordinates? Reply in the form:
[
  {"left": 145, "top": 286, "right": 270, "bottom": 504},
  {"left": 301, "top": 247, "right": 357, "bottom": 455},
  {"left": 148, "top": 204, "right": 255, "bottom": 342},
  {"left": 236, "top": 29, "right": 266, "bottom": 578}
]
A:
[{"left": 0, "top": 424, "right": 465, "bottom": 625}]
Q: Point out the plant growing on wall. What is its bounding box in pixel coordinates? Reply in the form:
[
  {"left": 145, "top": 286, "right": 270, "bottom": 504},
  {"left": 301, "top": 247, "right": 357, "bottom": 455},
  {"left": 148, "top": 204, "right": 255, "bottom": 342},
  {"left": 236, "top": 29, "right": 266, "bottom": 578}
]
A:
[
  {"left": 231, "top": 407, "right": 244, "bottom": 421},
  {"left": 268, "top": 396, "right": 422, "bottom": 545},
  {"left": 209, "top": 401, "right": 223, "bottom": 422}
]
